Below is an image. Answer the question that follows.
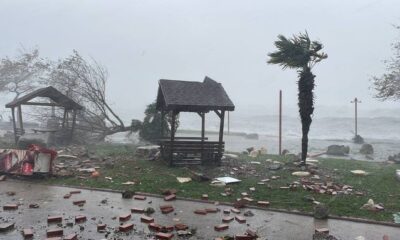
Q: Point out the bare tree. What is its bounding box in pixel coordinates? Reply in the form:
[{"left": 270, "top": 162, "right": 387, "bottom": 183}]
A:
[
  {"left": 372, "top": 25, "right": 400, "bottom": 100},
  {"left": 47, "top": 50, "right": 140, "bottom": 139},
  {"left": 0, "top": 48, "right": 49, "bottom": 99}
]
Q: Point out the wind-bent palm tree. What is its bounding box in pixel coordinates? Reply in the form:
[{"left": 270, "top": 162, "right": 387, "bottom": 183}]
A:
[{"left": 268, "top": 32, "right": 327, "bottom": 166}]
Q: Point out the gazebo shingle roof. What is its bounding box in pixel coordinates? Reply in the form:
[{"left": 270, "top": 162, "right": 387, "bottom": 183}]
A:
[
  {"left": 156, "top": 76, "right": 235, "bottom": 112},
  {"left": 5, "top": 86, "right": 83, "bottom": 110}
]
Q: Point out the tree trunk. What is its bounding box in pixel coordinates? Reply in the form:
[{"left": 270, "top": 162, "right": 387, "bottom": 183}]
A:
[{"left": 298, "top": 67, "right": 315, "bottom": 166}]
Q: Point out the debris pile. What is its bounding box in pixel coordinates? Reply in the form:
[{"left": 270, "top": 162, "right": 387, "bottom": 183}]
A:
[{"left": 52, "top": 145, "right": 115, "bottom": 177}]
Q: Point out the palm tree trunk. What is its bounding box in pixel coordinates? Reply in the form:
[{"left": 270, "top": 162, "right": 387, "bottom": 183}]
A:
[{"left": 298, "top": 67, "right": 315, "bottom": 166}]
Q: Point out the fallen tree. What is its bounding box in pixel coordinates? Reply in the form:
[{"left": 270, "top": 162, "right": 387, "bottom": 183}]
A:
[{"left": 47, "top": 50, "right": 141, "bottom": 140}]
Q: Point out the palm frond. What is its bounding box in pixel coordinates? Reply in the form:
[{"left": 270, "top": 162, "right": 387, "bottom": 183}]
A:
[{"left": 267, "top": 31, "right": 327, "bottom": 70}]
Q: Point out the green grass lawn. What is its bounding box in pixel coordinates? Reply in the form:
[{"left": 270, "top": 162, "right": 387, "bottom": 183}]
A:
[{"left": 44, "top": 143, "right": 400, "bottom": 223}]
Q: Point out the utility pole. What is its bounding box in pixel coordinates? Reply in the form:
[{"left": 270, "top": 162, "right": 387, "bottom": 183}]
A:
[
  {"left": 279, "top": 90, "right": 282, "bottom": 155},
  {"left": 351, "top": 97, "right": 361, "bottom": 136}
]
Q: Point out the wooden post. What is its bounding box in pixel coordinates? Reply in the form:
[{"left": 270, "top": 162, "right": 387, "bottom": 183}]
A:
[
  {"left": 70, "top": 109, "right": 77, "bottom": 141},
  {"left": 279, "top": 90, "right": 282, "bottom": 155},
  {"left": 218, "top": 110, "right": 225, "bottom": 165},
  {"left": 11, "top": 107, "right": 18, "bottom": 144},
  {"left": 201, "top": 112, "right": 205, "bottom": 163},
  {"left": 169, "top": 111, "right": 176, "bottom": 166},
  {"left": 17, "top": 105, "right": 23, "bottom": 132},
  {"left": 160, "top": 110, "right": 165, "bottom": 138},
  {"left": 62, "top": 109, "right": 67, "bottom": 128},
  {"left": 227, "top": 111, "right": 230, "bottom": 135}
]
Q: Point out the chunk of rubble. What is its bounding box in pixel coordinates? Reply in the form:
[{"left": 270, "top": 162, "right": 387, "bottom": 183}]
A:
[
  {"left": 133, "top": 195, "right": 146, "bottom": 200},
  {"left": 3, "top": 204, "right": 18, "bottom": 210},
  {"left": 235, "top": 215, "right": 246, "bottom": 223},
  {"left": 0, "top": 222, "right": 15, "bottom": 232},
  {"left": 361, "top": 199, "right": 384, "bottom": 211},
  {"left": 97, "top": 224, "right": 106, "bottom": 231},
  {"left": 177, "top": 230, "right": 192, "bottom": 237},
  {"left": 22, "top": 228, "right": 34, "bottom": 238},
  {"left": 222, "top": 216, "right": 234, "bottom": 223},
  {"left": 160, "top": 206, "right": 174, "bottom": 214},
  {"left": 46, "top": 228, "right": 63, "bottom": 237},
  {"left": 78, "top": 168, "right": 96, "bottom": 173},
  {"left": 140, "top": 215, "right": 154, "bottom": 223},
  {"left": 156, "top": 232, "right": 174, "bottom": 239},
  {"left": 119, "top": 213, "right": 131, "bottom": 222},
  {"left": 214, "top": 224, "right": 229, "bottom": 231},
  {"left": 194, "top": 209, "right": 207, "bottom": 215},
  {"left": 64, "top": 233, "right": 78, "bottom": 240},
  {"left": 164, "top": 194, "right": 176, "bottom": 201},
  {"left": 215, "top": 177, "right": 241, "bottom": 184},
  {"left": 351, "top": 170, "right": 368, "bottom": 176},
  {"left": 119, "top": 223, "right": 134, "bottom": 232},
  {"left": 121, "top": 181, "right": 135, "bottom": 185},
  {"left": 131, "top": 207, "right": 145, "bottom": 214},
  {"left": 47, "top": 215, "right": 62, "bottom": 223},
  {"left": 176, "top": 177, "right": 192, "bottom": 183},
  {"left": 72, "top": 200, "right": 86, "bottom": 206},
  {"left": 292, "top": 171, "right": 311, "bottom": 177}
]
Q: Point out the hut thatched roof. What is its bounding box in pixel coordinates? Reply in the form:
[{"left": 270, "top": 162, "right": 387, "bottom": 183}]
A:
[{"left": 156, "top": 76, "right": 235, "bottom": 112}]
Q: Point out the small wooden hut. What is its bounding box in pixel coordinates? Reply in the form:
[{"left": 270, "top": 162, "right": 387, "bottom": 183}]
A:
[
  {"left": 5, "top": 86, "right": 83, "bottom": 144},
  {"left": 156, "top": 76, "right": 235, "bottom": 166}
]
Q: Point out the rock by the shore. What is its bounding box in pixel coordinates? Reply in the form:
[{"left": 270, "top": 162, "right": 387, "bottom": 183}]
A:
[
  {"left": 359, "top": 144, "right": 373, "bottom": 155},
  {"left": 352, "top": 134, "right": 364, "bottom": 144},
  {"left": 326, "top": 145, "right": 350, "bottom": 156},
  {"left": 246, "top": 147, "right": 254, "bottom": 153},
  {"left": 282, "top": 149, "right": 290, "bottom": 155},
  {"left": 388, "top": 153, "right": 400, "bottom": 163}
]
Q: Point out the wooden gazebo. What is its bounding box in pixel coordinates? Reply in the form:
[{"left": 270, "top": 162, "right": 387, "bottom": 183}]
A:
[
  {"left": 156, "top": 76, "right": 235, "bottom": 166},
  {"left": 5, "top": 86, "right": 83, "bottom": 144}
]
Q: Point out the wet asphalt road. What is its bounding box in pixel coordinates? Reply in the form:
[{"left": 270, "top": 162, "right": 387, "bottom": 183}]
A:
[{"left": 0, "top": 180, "right": 399, "bottom": 240}]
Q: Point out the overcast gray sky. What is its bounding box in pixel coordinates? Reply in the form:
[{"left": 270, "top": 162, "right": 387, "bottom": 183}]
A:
[{"left": 0, "top": 0, "right": 399, "bottom": 120}]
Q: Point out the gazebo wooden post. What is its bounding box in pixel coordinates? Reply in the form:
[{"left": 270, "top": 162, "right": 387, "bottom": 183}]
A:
[
  {"left": 11, "top": 107, "right": 18, "bottom": 144},
  {"left": 62, "top": 109, "right": 67, "bottom": 128},
  {"left": 160, "top": 110, "right": 165, "bottom": 138},
  {"left": 70, "top": 109, "right": 77, "bottom": 140},
  {"left": 217, "top": 110, "right": 225, "bottom": 165},
  {"left": 17, "top": 105, "right": 24, "bottom": 133},
  {"left": 200, "top": 112, "right": 205, "bottom": 164},
  {"left": 169, "top": 110, "right": 177, "bottom": 166}
]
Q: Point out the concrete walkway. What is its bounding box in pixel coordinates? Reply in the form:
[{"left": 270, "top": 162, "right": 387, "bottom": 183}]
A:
[{"left": 0, "top": 180, "right": 398, "bottom": 240}]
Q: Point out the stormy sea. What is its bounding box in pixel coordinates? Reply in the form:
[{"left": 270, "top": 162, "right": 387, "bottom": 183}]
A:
[{"left": 107, "top": 107, "right": 400, "bottom": 162}]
